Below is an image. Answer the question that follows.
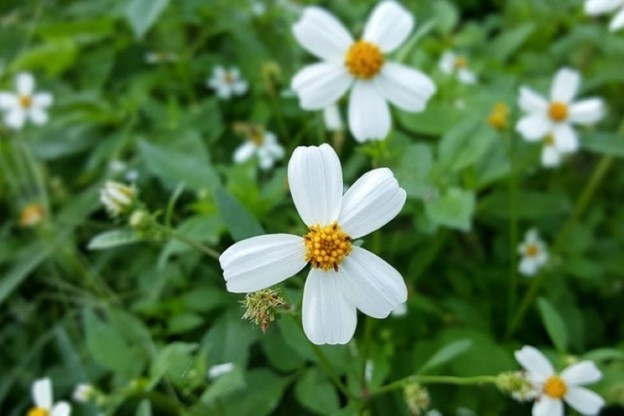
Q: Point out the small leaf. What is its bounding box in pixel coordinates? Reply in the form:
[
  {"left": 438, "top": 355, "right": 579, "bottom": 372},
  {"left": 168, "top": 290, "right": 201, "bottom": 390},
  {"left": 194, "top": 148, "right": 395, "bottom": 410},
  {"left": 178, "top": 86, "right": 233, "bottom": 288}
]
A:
[
  {"left": 124, "top": 0, "right": 169, "bottom": 40},
  {"left": 294, "top": 368, "right": 339, "bottom": 415},
  {"left": 215, "top": 187, "right": 264, "bottom": 241},
  {"left": 151, "top": 342, "right": 199, "bottom": 387},
  {"left": 538, "top": 298, "right": 568, "bottom": 353},
  {"left": 87, "top": 229, "right": 141, "bottom": 250},
  {"left": 486, "top": 23, "right": 535, "bottom": 62},
  {"left": 419, "top": 339, "right": 473, "bottom": 373},
  {"left": 425, "top": 187, "right": 475, "bottom": 231},
  {"left": 582, "top": 132, "right": 624, "bottom": 157}
]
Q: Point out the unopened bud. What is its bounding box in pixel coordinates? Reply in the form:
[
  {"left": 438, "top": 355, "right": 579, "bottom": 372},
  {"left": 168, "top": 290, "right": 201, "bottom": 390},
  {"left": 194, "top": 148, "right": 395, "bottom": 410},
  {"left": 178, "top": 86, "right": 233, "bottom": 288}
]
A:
[
  {"left": 496, "top": 371, "right": 538, "bottom": 402},
  {"left": 72, "top": 383, "right": 95, "bottom": 403},
  {"left": 129, "top": 209, "right": 149, "bottom": 229},
  {"left": 241, "top": 289, "right": 287, "bottom": 333},
  {"left": 403, "top": 382, "right": 430, "bottom": 416},
  {"left": 100, "top": 181, "right": 136, "bottom": 216}
]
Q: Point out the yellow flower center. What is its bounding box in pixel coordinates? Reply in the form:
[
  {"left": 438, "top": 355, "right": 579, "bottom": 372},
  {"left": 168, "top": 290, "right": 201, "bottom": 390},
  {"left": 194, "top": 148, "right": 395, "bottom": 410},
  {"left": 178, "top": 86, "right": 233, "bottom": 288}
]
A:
[
  {"left": 27, "top": 407, "right": 49, "bottom": 416},
  {"left": 303, "top": 222, "right": 352, "bottom": 271},
  {"left": 487, "top": 103, "right": 509, "bottom": 130},
  {"left": 20, "top": 203, "right": 46, "bottom": 227},
  {"left": 543, "top": 375, "right": 567, "bottom": 399},
  {"left": 345, "top": 41, "right": 384, "bottom": 79},
  {"left": 548, "top": 101, "right": 568, "bottom": 122},
  {"left": 19, "top": 95, "right": 33, "bottom": 109},
  {"left": 454, "top": 57, "right": 468, "bottom": 69},
  {"left": 224, "top": 72, "right": 235, "bottom": 84},
  {"left": 249, "top": 126, "right": 265, "bottom": 146},
  {"left": 524, "top": 244, "right": 539, "bottom": 257}
]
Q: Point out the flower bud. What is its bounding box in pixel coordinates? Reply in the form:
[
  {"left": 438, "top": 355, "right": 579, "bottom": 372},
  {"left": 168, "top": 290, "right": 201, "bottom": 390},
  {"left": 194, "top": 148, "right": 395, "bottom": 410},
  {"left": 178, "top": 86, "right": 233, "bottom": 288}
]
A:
[
  {"left": 241, "top": 289, "right": 287, "bottom": 333},
  {"left": 496, "top": 371, "right": 538, "bottom": 402},
  {"left": 403, "top": 382, "right": 430, "bottom": 415},
  {"left": 100, "top": 181, "right": 136, "bottom": 216}
]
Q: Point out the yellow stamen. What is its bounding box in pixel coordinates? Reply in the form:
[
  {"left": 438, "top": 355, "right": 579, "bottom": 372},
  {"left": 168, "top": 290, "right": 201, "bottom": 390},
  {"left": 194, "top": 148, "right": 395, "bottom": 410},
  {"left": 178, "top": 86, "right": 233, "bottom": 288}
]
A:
[
  {"left": 524, "top": 244, "right": 539, "bottom": 257},
  {"left": 27, "top": 407, "right": 49, "bottom": 416},
  {"left": 303, "top": 222, "right": 352, "bottom": 271},
  {"left": 19, "top": 95, "right": 33, "bottom": 109},
  {"left": 548, "top": 101, "right": 568, "bottom": 122},
  {"left": 487, "top": 102, "right": 509, "bottom": 130},
  {"left": 543, "top": 375, "right": 567, "bottom": 399},
  {"left": 224, "top": 72, "right": 235, "bottom": 84},
  {"left": 454, "top": 57, "right": 468, "bottom": 69},
  {"left": 345, "top": 41, "right": 384, "bottom": 79}
]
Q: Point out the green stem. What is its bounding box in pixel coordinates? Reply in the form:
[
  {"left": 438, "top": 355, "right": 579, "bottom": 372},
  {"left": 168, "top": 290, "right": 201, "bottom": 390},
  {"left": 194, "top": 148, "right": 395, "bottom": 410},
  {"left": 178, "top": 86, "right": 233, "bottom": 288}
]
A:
[
  {"left": 505, "top": 132, "right": 519, "bottom": 334},
  {"left": 372, "top": 375, "right": 497, "bottom": 397},
  {"left": 169, "top": 230, "right": 221, "bottom": 260}
]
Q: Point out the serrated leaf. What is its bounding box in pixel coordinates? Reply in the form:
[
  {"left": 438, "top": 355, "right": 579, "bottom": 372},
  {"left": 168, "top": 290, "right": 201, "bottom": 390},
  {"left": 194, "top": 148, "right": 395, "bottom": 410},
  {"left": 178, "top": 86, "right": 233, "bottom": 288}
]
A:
[
  {"left": 419, "top": 339, "right": 473, "bottom": 373},
  {"left": 538, "top": 298, "right": 568, "bottom": 353},
  {"left": 88, "top": 229, "right": 141, "bottom": 250},
  {"left": 215, "top": 187, "right": 264, "bottom": 241}
]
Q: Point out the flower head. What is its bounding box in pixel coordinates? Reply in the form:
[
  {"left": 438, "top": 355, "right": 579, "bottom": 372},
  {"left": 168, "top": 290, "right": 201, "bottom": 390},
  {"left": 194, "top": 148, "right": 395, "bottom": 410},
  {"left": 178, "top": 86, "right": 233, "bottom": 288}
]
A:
[
  {"left": 28, "top": 378, "right": 71, "bottom": 416},
  {"left": 487, "top": 102, "right": 509, "bottom": 130},
  {"left": 232, "top": 123, "right": 284, "bottom": 170},
  {"left": 518, "top": 228, "right": 548, "bottom": 276},
  {"left": 514, "top": 346, "right": 605, "bottom": 416},
  {"left": 439, "top": 51, "right": 477, "bottom": 84},
  {"left": 403, "top": 382, "right": 431, "bottom": 415},
  {"left": 0, "top": 73, "right": 53, "bottom": 130},
  {"left": 72, "top": 383, "right": 94, "bottom": 403},
  {"left": 207, "top": 66, "right": 248, "bottom": 99},
  {"left": 220, "top": 144, "right": 407, "bottom": 344},
  {"left": 496, "top": 371, "right": 539, "bottom": 402},
  {"left": 100, "top": 181, "right": 136, "bottom": 217},
  {"left": 291, "top": 1, "right": 436, "bottom": 142},
  {"left": 585, "top": 0, "right": 624, "bottom": 32},
  {"left": 20, "top": 203, "right": 46, "bottom": 227}
]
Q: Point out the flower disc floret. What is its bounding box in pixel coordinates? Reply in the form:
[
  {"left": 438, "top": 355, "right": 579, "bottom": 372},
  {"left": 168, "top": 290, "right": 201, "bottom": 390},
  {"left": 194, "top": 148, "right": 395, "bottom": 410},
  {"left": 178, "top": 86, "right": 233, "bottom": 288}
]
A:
[
  {"left": 304, "top": 222, "right": 352, "bottom": 271},
  {"left": 20, "top": 95, "right": 33, "bottom": 109},
  {"left": 454, "top": 57, "right": 467, "bottom": 69},
  {"left": 524, "top": 244, "right": 539, "bottom": 257},
  {"left": 548, "top": 101, "right": 568, "bottom": 122},
  {"left": 344, "top": 40, "right": 385, "bottom": 79},
  {"left": 543, "top": 375, "right": 567, "bottom": 399},
  {"left": 27, "top": 408, "right": 48, "bottom": 416}
]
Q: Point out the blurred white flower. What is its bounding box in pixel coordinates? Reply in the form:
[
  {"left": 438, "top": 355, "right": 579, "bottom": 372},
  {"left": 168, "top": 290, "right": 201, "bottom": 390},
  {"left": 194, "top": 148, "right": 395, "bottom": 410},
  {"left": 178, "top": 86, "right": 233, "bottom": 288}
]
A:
[
  {"left": 438, "top": 51, "right": 477, "bottom": 84},
  {"left": 291, "top": 1, "right": 436, "bottom": 142},
  {"left": 207, "top": 362, "right": 235, "bottom": 380},
  {"left": 29, "top": 378, "right": 71, "bottom": 416},
  {"left": 323, "top": 104, "right": 343, "bottom": 131},
  {"left": 585, "top": 0, "right": 624, "bottom": 32},
  {"left": 145, "top": 51, "right": 178, "bottom": 64},
  {"left": 234, "top": 129, "right": 285, "bottom": 170},
  {"left": 207, "top": 66, "right": 248, "bottom": 99},
  {"left": 72, "top": 383, "right": 94, "bottom": 403},
  {"left": 0, "top": 73, "right": 53, "bottom": 130},
  {"left": 220, "top": 144, "right": 407, "bottom": 345},
  {"left": 517, "top": 228, "right": 548, "bottom": 276},
  {"left": 515, "top": 346, "right": 605, "bottom": 416},
  {"left": 516, "top": 68, "right": 604, "bottom": 155},
  {"left": 100, "top": 181, "right": 136, "bottom": 216}
]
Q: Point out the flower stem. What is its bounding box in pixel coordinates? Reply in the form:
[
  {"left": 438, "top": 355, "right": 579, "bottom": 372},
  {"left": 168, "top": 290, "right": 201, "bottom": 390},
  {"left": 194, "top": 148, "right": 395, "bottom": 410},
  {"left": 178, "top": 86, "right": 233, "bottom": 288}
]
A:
[{"left": 371, "top": 374, "right": 498, "bottom": 397}]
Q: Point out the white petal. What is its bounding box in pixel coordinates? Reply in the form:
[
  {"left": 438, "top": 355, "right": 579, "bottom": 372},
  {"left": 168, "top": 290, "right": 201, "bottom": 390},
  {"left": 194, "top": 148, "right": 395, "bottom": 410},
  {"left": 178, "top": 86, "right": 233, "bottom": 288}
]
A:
[
  {"left": 552, "top": 123, "right": 579, "bottom": 152},
  {"left": 257, "top": 148, "right": 275, "bottom": 170},
  {"left": 541, "top": 145, "right": 563, "bottom": 168},
  {"left": 233, "top": 141, "right": 257, "bottom": 164},
  {"left": 532, "top": 396, "right": 563, "bottom": 416},
  {"left": 51, "top": 402, "right": 71, "bottom": 416},
  {"left": 516, "top": 114, "right": 551, "bottom": 141},
  {"left": 220, "top": 234, "right": 307, "bottom": 293},
  {"left": 568, "top": 99, "right": 605, "bottom": 124},
  {"left": 564, "top": 386, "right": 605, "bottom": 415},
  {"left": 29, "top": 108, "right": 49, "bottom": 125},
  {"left": 550, "top": 68, "right": 581, "bottom": 103},
  {"left": 519, "top": 87, "right": 548, "bottom": 113},
  {"left": 336, "top": 246, "right": 407, "bottom": 318},
  {"left": 288, "top": 144, "right": 343, "bottom": 226},
  {"left": 302, "top": 268, "right": 357, "bottom": 345},
  {"left": 561, "top": 361, "right": 602, "bottom": 385},
  {"left": 348, "top": 81, "right": 391, "bottom": 142},
  {"left": 0, "top": 92, "right": 17, "bottom": 110},
  {"left": 610, "top": 8, "right": 624, "bottom": 31},
  {"left": 514, "top": 346, "right": 555, "bottom": 381},
  {"left": 362, "top": 0, "right": 414, "bottom": 53},
  {"left": 458, "top": 68, "right": 477, "bottom": 84},
  {"left": 16, "top": 73, "right": 35, "bottom": 95},
  {"left": 323, "top": 104, "right": 343, "bottom": 131},
  {"left": 375, "top": 62, "right": 436, "bottom": 112},
  {"left": 291, "top": 63, "right": 352, "bottom": 110},
  {"left": 293, "top": 6, "right": 353, "bottom": 61},
  {"left": 519, "top": 257, "right": 539, "bottom": 276},
  {"left": 585, "top": 0, "right": 623, "bottom": 14},
  {"left": 32, "top": 378, "right": 53, "bottom": 409},
  {"left": 439, "top": 51, "right": 456, "bottom": 74},
  {"left": 338, "top": 168, "right": 406, "bottom": 238},
  {"left": 4, "top": 109, "right": 26, "bottom": 129},
  {"left": 33, "top": 92, "right": 53, "bottom": 108},
  {"left": 232, "top": 81, "right": 248, "bottom": 95}
]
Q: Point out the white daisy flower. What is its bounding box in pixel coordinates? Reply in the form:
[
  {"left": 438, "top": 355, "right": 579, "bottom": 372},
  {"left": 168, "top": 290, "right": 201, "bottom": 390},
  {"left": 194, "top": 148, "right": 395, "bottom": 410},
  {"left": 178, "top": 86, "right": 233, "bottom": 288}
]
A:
[
  {"left": 71, "top": 383, "right": 94, "bottom": 403},
  {"left": 516, "top": 68, "right": 605, "bottom": 154},
  {"left": 29, "top": 377, "right": 71, "bottom": 416},
  {"left": 438, "top": 51, "right": 477, "bottom": 84},
  {"left": 0, "top": 73, "right": 53, "bottom": 130},
  {"left": 514, "top": 346, "right": 605, "bottom": 416},
  {"left": 100, "top": 181, "right": 136, "bottom": 216},
  {"left": 233, "top": 129, "right": 285, "bottom": 170},
  {"left": 323, "top": 104, "right": 343, "bottom": 131},
  {"left": 585, "top": 0, "right": 624, "bottom": 32},
  {"left": 220, "top": 144, "right": 408, "bottom": 345},
  {"left": 207, "top": 66, "right": 248, "bottom": 99},
  {"left": 518, "top": 228, "right": 549, "bottom": 276},
  {"left": 291, "top": 1, "right": 436, "bottom": 142},
  {"left": 207, "top": 362, "right": 235, "bottom": 380}
]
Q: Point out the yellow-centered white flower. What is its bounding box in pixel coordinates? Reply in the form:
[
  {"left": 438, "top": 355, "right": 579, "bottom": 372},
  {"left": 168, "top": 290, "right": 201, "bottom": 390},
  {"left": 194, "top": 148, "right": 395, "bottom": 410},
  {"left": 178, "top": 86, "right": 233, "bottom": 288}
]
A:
[
  {"left": 207, "top": 66, "right": 248, "bottom": 99},
  {"left": 518, "top": 228, "right": 548, "bottom": 276},
  {"left": 233, "top": 129, "right": 285, "bottom": 170},
  {"left": 219, "top": 144, "right": 408, "bottom": 345},
  {"left": 515, "top": 346, "right": 605, "bottom": 416},
  {"left": 438, "top": 51, "right": 477, "bottom": 84},
  {"left": 585, "top": 0, "right": 624, "bottom": 32},
  {"left": 516, "top": 68, "right": 605, "bottom": 155},
  {"left": 0, "top": 73, "right": 53, "bottom": 130},
  {"left": 28, "top": 378, "right": 71, "bottom": 416},
  {"left": 291, "top": 1, "right": 436, "bottom": 142}
]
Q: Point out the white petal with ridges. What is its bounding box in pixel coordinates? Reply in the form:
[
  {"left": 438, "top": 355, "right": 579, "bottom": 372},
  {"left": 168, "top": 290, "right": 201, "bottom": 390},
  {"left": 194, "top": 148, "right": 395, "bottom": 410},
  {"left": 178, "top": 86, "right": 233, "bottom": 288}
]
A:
[
  {"left": 519, "top": 87, "right": 548, "bottom": 113},
  {"left": 514, "top": 346, "right": 555, "bottom": 382},
  {"left": 16, "top": 73, "right": 35, "bottom": 95},
  {"left": 220, "top": 234, "right": 307, "bottom": 293},
  {"left": 610, "top": 8, "right": 624, "bottom": 30},
  {"left": 550, "top": 68, "right": 581, "bottom": 103},
  {"left": 375, "top": 62, "right": 436, "bottom": 112},
  {"left": 51, "top": 402, "right": 71, "bottom": 416},
  {"left": 561, "top": 361, "right": 602, "bottom": 385},
  {"left": 585, "top": 0, "right": 623, "bottom": 14},
  {"left": 532, "top": 396, "right": 563, "bottom": 416},
  {"left": 564, "top": 386, "right": 605, "bottom": 415},
  {"left": 516, "top": 114, "right": 551, "bottom": 141},
  {"left": 348, "top": 81, "right": 391, "bottom": 142},
  {"left": 293, "top": 6, "right": 353, "bottom": 61},
  {"left": 288, "top": 144, "right": 343, "bottom": 226},
  {"left": 553, "top": 123, "right": 579, "bottom": 152},
  {"left": 291, "top": 63, "right": 352, "bottom": 110},
  {"left": 363, "top": 1, "right": 414, "bottom": 53},
  {"left": 569, "top": 99, "right": 605, "bottom": 124},
  {"left": 33, "top": 378, "right": 53, "bottom": 409}
]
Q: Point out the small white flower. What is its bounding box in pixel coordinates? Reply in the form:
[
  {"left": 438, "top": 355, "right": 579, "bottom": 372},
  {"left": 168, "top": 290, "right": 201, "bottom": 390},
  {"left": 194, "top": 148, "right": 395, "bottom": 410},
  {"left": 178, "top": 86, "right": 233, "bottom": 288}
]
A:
[
  {"left": 72, "top": 383, "right": 94, "bottom": 403},
  {"left": 29, "top": 377, "right": 71, "bottom": 416},
  {"left": 233, "top": 129, "right": 285, "bottom": 170},
  {"left": 323, "top": 104, "right": 343, "bottom": 131},
  {"left": 207, "top": 362, "right": 235, "bottom": 380},
  {"left": 438, "top": 51, "right": 477, "bottom": 84},
  {"left": 515, "top": 346, "right": 605, "bottom": 416},
  {"left": 207, "top": 66, "right": 248, "bottom": 99},
  {"left": 291, "top": 1, "right": 436, "bottom": 142},
  {"left": 145, "top": 51, "right": 178, "bottom": 64},
  {"left": 516, "top": 68, "right": 605, "bottom": 155},
  {"left": 518, "top": 229, "right": 549, "bottom": 276},
  {"left": 220, "top": 144, "right": 408, "bottom": 345},
  {"left": 585, "top": 0, "right": 624, "bottom": 32},
  {"left": 0, "top": 73, "right": 53, "bottom": 130},
  {"left": 100, "top": 181, "right": 136, "bottom": 216}
]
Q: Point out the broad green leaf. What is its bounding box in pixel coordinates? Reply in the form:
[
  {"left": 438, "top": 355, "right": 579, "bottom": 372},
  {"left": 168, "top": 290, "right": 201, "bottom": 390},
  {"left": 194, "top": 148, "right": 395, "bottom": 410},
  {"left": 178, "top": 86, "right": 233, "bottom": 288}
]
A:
[
  {"left": 397, "top": 101, "right": 462, "bottom": 136},
  {"left": 201, "top": 367, "right": 246, "bottom": 403},
  {"left": 438, "top": 117, "right": 497, "bottom": 172},
  {"left": 87, "top": 229, "right": 141, "bottom": 250},
  {"left": 538, "top": 298, "right": 569, "bottom": 353},
  {"left": 431, "top": 0, "right": 459, "bottom": 33},
  {"left": 124, "top": 0, "right": 170, "bottom": 40},
  {"left": 215, "top": 187, "right": 264, "bottom": 241},
  {"left": 158, "top": 215, "right": 224, "bottom": 267},
  {"left": 478, "top": 190, "right": 572, "bottom": 219},
  {"left": 294, "top": 368, "right": 339, "bottom": 415},
  {"left": 582, "top": 132, "right": 624, "bottom": 157},
  {"left": 486, "top": 23, "right": 535, "bottom": 62},
  {"left": 419, "top": 339, "right": 473, "bottom": 373},
  {"left": 394, "top": 143, "right": 436, "bottom": 200},
  {"left": 151, "top": 342, "right": 200, "bottom": 388},
  {"left": 425, "top": 187, "right": 475, "bottom": 231},
  {"left": 10, "top": 37, "right": 77, "bottom": 76},
  {"left": 220, "top": 369, "right": 289, "bottom": 416}
]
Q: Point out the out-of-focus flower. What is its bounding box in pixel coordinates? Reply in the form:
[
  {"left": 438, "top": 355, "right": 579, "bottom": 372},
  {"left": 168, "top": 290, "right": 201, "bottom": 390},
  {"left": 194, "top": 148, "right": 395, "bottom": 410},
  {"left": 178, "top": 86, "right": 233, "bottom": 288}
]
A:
[
  {"left": 145, "top": 51, "right": 178, "bottom": 64},
  {"left": 207, "top": 363, "right": 235, "bottom": 380},
  {"left": 323, "top": 104, "right": 343, "bottom": 131},
  {"left": 100, "top": 181, "right": 136, "bottom": 217},
  {"left": 439, "top": 51, "right": 477, "bottom": 84},
  {"left": 28, "top": 378, "right": 71, "bottom": 416},
  {"left": 233, "top": 123, "right": 285, "bottom": 170},
  {"left": 291, "top": 1, "right": 436, "bottom": 142},
  {"left": 518, "top": 228, "right": 548, "bottom": 276},
  {"left": 207, "top": 66, "right": 248, "bottom": 99},
  {"left": 487, "top": 102, "right": 509, "bottom": 130},
  {"left": 72, "top": 383, "right": 94, "bottom": 403},
  {"left": 496, "top": 371, "right": 539, "bottom": 402},
  {"left": 585, "top": 0, "right": 624, "bottom": 32},
  {"left": 20, "top": 203, "right": 46, "bottom": 227},
  {"left": 0, "top": 73, "right": 53, "bottom": 130}
]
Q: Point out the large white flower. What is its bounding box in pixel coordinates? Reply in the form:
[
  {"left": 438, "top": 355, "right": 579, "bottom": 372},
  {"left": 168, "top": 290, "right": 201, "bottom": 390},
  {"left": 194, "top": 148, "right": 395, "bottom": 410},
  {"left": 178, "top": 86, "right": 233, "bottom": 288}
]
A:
[
  {"left": 0, "top": 73, "right": 53, "bottom": 130},
  {"left": 291, "top": 1, "right": 436, "bottom": 142},
  {"left": 29, "top": 378, "right": 71, "bottom": 416},
  {"left": 516, "top": 68, "right": 604, "bottom": 154},
  {"left": 518, "top": 228, "right": 549, "bottom": 276},
  {"left": 207, "top": 66, "right": 248, "bottom": 99},
  {"left": 233, "top": 129, "right": 285, "bottom": 170},
  {"left": 219, "top": 144, "right": 408, "bottom": 345},
  {"left": 515, "top": 346, "right": 605, "bottom": 416},
  {"left": 585, "top": 0, "right": 624, "bottom": 32},
  {"left": 438, "top": 51, "right": 477, "bottom": 84}
]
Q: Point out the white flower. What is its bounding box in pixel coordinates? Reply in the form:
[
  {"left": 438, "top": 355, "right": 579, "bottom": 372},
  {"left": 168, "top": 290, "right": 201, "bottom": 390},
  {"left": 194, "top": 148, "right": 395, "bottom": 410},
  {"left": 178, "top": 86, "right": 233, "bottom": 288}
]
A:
[
  {"left": 233, "top": 129, "right": 285, "bottom": 170},
  {"left": 207, "top": 66, "right": 248, "bottom": 99},
  {"left": 438, "top": 51, "right": 477, "bottom": 84},
  {"left": 518, "top": 229, "right": 549, "bottom": 276},
  {"left": 0, "top": 73, "right": 53, "bottom": 130},
  {"left": 323, "top": 104, "right": 343, "bottom": 131},
  {"left": 100, "top": 181, "right": 136, "bottom": 216},
  {"left": 29, "top": 377, "right": 71, "bottom": 416},
  {"left": 515, "top": 346, "right": 605, "bottom": 416},
  {"left": 72, "top": 383, "right": 94, "bottom": 403},
  {"left": 207, "top": 362, "right": 235, "bottom": 380},
  {"left": 220, "top": 144, "right": 408, "bottom": 345},
  {"left": 516, "top": 68, "right": 605, "bottom": 154},
  {"left": 291, "top": 1, "right": 436, "bottom": 142},
  {"left": 585, "top": 0, "right": 624, "bottom": 32}
]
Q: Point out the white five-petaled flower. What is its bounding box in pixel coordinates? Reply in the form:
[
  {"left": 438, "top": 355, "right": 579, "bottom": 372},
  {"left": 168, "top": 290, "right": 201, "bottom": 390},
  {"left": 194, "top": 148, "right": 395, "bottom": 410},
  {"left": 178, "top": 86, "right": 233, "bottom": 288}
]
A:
[
  {"left": 516, "top": 68, "right": 604, "bottom": 156},
  {"left": 291, "top": 1, "right": 436, "bottom": 142},
  {"left": 28, "top": 378, "right": 71, "bottom": 416},
  {"left": 219, "top": 144, "right": 408, "bottom": 345},
  {"left": 518, "top": 228, "right": 549, "bottom": 276},
  {"left": 438, "top": 51, "right": 477, "bottom": 84},
  {"left": 233, "top": 129, "right": 285, "bottom": 170},
  {"left": 585, "top": 0, "right": 624, "bottom": 32},
  {"left": 207, "top": 66, "right": 248, "bottom": 99},
  {"left": 515, "top": 346, "right": 605, "bottom": 416},
  {"left": 0, "top": 73, "right": 53, "bottom": 130}
]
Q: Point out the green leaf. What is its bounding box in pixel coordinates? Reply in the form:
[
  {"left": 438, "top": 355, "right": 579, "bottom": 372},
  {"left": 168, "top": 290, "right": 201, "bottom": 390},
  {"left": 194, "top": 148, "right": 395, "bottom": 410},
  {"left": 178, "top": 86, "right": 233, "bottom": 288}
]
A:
[
  {"left": 394, "top": 143, "right": 436, "bottom": 200},
  {"left": 151, "top": 342, "right": 200, "bottom": 388},
  {"left": 201, "top": 367, "right": 246, "bottom": 403},
  {"left": 0, "top": 243, "right": 49, "bottom": 306},
  {"left": 537, "top": 298, "right": 569, "bottom": 353},
  {"left": 425, "top": 187, "right": 475, "bottom": 231},
  {"left": 431, "top": 0, "right": 459, "bottom": 34},
  {"left": 294, "top": 368, "right": 339, "bottom": 415},
  {"left": 486, "top": 23, "right": 535, "bottom": 62},
  {"left": 10, "top": 37, "right": 77, "bottom": 76},
  {"left": 220, "top": 369, "right": 289, "bottom": 416},
  {"left": 87, "top": 229, "right": 141, "bottom": 250},
  {"left": 438, "top": 117, "right": 497, "bottom": 172},
  {"left": 215, "top": 187, "right": 264, "bottom": 241},
  {"left": 582, "top": 132, "right": 624, "bottom": 157},
  {"left": 158, "top": 215, "right": 224, "bottom": 267},
  {"left": 397, "top": 101, "right": 462, "bottom": 136},
  {"left": 124, "top": 0, "right": 170, "bottom": 40},
  {"left": 135, "top": 400, "right": 152, "bottom": 416},
  {"left": 419, "top": 339, "right": 473, "bottom": 373}
]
